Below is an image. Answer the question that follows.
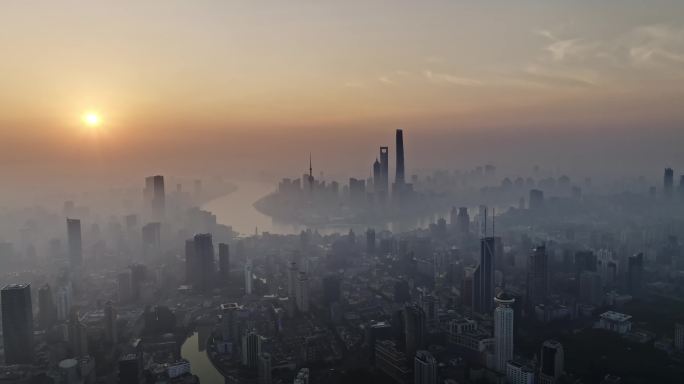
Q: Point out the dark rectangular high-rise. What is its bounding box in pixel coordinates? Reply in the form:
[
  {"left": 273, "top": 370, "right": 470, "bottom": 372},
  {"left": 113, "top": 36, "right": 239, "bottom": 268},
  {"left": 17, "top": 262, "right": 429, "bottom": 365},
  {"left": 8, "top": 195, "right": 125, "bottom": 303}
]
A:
[
  {"left": 153, "top": 175, "right": 166, "bottom": 218},
  {"left": 526, "top": 245, "right": 549, "bottom": 309},
  {"left": 529, "top": 189, "right": 544, "bottom": 210},
  {"left": 2, "top": 284, "right": 34, "bottom": 364},
  {"left": 664, "top": 168, "right": 674, "bottom": 199},
  {"left": 372, "top": 159, "right": 382, "bottom": 194},
  {"left": 403, "top": 304, "right": 426, "bottom": 358},
  {"left": 379, "top": 146, "right": 389, "bottom": 198},
  {"left": 627, "top": 253, "right": 644, "bottom": 295},
  {"left": 574, "top": 251, "right": 596, "bottom": 277},
  {"left": 144, "top": 175, "right": 166, "bottom": 219},
  {"left": 142, "top": 222, "right": 161, "bottom": 259},
  {"left": 456, "top": 207, "right": 470, "bottom": 235},
  {"left": 218, "top": 243, "right": 230, "bottom": 281},
  {"left": 395, "top": 129, "right": 405, "bottom": 185},
  {"left": 185, "top": 239, "right": 197, "bottom": 285},
  {"left": 366, "top": 229, "right": 376, "bottom": 254},
  {"left": 475, "top": 237, "right": 499, "bottom": 313},
  {"left": 38, "top": 284, "right": 56, "bottom": 330},
  {"left": 191, "top": 233, "right": 215, "bottom": 292},
  {"left": 67, "top": 218, "right": 82, "bottom": 266}
]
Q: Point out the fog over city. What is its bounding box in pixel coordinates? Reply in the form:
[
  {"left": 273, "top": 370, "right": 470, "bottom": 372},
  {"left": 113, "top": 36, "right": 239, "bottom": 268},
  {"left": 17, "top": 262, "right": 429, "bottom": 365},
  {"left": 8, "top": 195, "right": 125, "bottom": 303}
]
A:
[{"left": 1, "top": 2, "right": 684, "bottom": 384}]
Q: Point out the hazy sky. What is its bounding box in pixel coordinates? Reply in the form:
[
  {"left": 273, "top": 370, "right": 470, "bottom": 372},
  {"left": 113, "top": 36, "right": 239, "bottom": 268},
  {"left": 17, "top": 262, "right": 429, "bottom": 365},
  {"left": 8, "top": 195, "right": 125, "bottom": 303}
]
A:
[{"left": 1, "top": 1, "right": 683, "bottom": 193}]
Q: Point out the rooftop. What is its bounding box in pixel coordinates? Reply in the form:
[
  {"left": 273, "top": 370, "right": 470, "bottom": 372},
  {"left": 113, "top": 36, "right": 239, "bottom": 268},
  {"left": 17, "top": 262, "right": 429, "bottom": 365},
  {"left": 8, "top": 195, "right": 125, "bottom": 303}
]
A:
[
  {"left": 494, "top": 291, "right": 515, "bottom": 303},
  {"left": 2, "top": 283, "right": 29, "bottom": 290},
  {"left": 600, "top": 311, "right": 632, "bottom": 322},
  {"left": 507, "top": 359, "right": 535, "bottom": 372}
]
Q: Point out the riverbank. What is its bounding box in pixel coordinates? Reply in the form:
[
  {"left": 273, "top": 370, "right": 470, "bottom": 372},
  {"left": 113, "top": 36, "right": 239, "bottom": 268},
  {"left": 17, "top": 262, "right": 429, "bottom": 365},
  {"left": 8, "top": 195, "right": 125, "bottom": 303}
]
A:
[
  {"left": 202, "top": 181, "right": 308, "bottom": 235},
  {"left": 195, "top": 182, "right": 238, "bottom": 207},
  {"left": 252, "top": 189, "right": 453, "bottom": 232},
  {"left": 181, "top": 331, "right": 225, "bottom": 384}
]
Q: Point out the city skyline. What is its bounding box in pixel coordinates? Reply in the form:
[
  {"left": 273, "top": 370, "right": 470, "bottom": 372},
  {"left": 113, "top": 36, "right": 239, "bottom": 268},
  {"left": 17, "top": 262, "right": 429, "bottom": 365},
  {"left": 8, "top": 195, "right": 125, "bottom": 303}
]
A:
[{"left": 2, "top": 3, "right": 684, "bottom": 383}]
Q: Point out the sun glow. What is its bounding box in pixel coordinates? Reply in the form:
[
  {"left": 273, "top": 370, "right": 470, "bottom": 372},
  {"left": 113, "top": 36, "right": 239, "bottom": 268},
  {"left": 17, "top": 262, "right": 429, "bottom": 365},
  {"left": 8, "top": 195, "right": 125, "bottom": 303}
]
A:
[{"left": 82, "top": 112, "right": 101, "bottom": 128}]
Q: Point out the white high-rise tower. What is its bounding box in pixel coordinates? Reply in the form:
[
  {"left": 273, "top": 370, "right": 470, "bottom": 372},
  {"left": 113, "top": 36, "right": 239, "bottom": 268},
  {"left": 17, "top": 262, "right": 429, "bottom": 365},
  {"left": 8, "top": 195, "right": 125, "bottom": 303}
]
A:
[{"left": 494, "top": 292, "right": 515, "bottom": 373}]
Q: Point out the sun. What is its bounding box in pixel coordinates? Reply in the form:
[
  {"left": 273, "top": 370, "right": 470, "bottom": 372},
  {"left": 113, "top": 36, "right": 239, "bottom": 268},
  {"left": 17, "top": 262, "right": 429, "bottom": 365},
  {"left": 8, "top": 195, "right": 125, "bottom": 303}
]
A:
[{"left": 82, "top": 112, "right": 101, "bottom": 128}]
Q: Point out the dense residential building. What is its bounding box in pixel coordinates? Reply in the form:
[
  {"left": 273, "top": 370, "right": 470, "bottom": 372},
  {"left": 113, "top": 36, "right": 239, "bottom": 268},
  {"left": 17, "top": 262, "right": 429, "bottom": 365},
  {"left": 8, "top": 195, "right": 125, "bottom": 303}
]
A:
[
  {"left": 506, "top": 359, "right": 535, "bottom": 384},
  {"left": 375, "top": 340, "right": 410, "bottom": 384}
]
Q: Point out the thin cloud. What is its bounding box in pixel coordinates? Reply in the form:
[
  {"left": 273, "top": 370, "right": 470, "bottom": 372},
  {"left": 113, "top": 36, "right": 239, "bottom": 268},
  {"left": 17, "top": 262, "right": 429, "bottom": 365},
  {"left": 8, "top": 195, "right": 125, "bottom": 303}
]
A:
[
  {"left": 377, "top": 70, "right": 410, "bottom": 85},
  {"left": 534, "top": 29, "right": 557, "bottom": 41},
  {"left": 520, "top": 65, "right": 597, "bottom": 88},
  {"left": 423, "top": 70, "right": 482, "bottom": 86},
  {"left": 546, "top": 39, "right": 586, "bottom": 61},
  {"left": 627, "top": 24, "right": 684, "bottom": 67},
  {"left": 523, "top": 23, "right": 684, "bottom": 89},
  {"left": 378, "top": 76, "right": 394, "bottom": 85}
]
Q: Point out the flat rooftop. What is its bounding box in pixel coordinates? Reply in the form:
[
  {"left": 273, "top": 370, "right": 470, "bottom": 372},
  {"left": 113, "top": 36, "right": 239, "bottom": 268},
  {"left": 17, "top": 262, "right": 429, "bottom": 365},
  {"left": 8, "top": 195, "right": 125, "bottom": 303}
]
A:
[
  {"left": 2, "top": 283, "right": 29, "bottom": 290},
  {"left": 600, "top": 311, "right": 632, "bottom": 322},
  {"left": 220, "top": 303, "right": 240, "bottom": 310}
]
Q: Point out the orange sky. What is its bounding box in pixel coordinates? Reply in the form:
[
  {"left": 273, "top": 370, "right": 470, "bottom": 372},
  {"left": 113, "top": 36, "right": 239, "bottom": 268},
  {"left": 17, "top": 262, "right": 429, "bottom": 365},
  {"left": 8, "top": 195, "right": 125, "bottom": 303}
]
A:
[{"left": 1, "top": 1, "right": 683, "bottom": 192}]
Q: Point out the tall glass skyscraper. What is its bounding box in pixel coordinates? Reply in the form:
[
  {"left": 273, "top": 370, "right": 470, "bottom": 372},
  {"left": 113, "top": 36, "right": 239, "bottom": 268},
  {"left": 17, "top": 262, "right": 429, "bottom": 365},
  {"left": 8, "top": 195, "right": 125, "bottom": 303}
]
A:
[{"left": 2, "top": 284, "right": 33, "bottom": 364}]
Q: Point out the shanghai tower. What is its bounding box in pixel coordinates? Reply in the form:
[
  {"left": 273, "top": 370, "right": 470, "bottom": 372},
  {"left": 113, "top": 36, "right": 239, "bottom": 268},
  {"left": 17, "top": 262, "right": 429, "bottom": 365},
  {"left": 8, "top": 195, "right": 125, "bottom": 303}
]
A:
[{"left": 395, "top": 129, "right": 405, "bottom": 185}]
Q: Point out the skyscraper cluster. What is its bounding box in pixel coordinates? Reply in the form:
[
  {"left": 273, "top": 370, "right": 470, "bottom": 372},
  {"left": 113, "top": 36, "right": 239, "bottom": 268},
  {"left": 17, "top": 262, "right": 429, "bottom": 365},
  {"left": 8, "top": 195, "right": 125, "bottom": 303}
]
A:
[{"left": 370, "top": 129, "right": 414, "bottom": 205}]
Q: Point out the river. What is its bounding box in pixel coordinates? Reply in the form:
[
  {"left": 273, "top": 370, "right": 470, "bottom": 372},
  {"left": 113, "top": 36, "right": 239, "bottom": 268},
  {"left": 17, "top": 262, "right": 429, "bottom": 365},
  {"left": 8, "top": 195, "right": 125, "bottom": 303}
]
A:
[
  {"left": 202, "top": 181, "right": 309, "bottom": 236},
  {"left": 181, "top": 330, "right": 225, "bottom": 384},
  {"left": 202, "top": 180, "right": 497, "bottom": 236}
]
